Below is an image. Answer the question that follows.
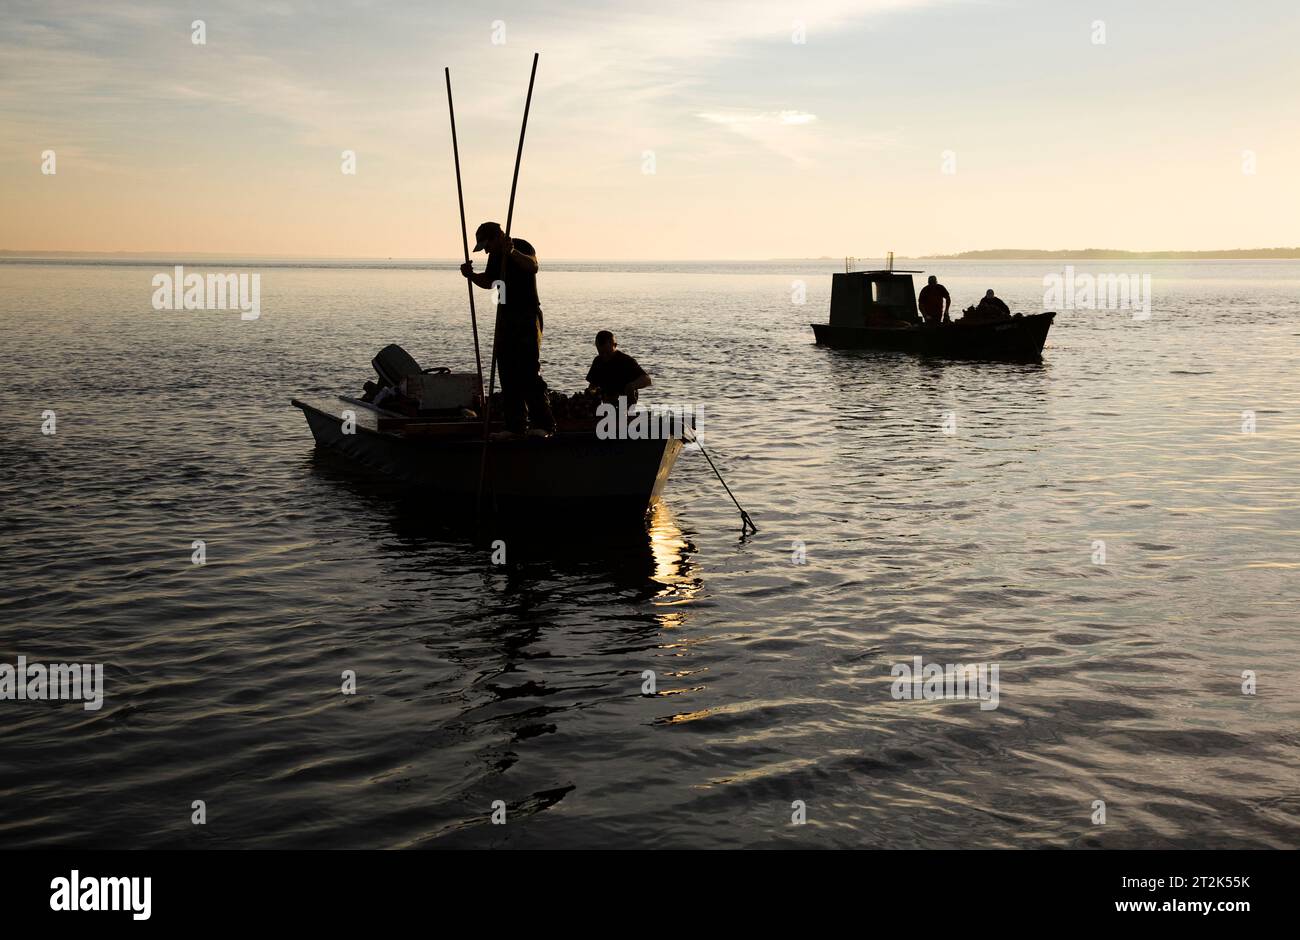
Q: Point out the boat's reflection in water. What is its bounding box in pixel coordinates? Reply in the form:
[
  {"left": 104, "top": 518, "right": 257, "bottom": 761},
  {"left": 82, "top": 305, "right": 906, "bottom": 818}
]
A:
[
  {"left": 305, "top": 448, "right": 701, "bottom": 612},
  {"left": 299, "top": 452, "right": 704, "bottom": 833},
  {"left": 473, "top": 500, "right": 701, "bottom": 611},
  {"left": 823, "top": 345, "right": 1051, "bottom": 388}
]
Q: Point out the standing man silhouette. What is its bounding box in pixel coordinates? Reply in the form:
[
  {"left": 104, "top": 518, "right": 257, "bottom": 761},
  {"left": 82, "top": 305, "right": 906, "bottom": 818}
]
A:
[
  {"left": 918, "top": 275, "right": 951, "bottom": 325},
  {"left": 461, "top": 221, "right": 555, "bottom": 439}
]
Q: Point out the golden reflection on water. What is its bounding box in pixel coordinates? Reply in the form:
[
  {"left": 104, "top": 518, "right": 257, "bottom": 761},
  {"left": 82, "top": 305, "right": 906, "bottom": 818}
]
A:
[{"left": 646, "top": 503, "right": 698, "bottom": 603}]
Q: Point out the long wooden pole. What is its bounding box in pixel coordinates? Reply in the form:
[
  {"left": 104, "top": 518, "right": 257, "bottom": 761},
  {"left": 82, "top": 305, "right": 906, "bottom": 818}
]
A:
[
  {"left": 444, "top": 67, "right": 484, "bottom": 400},
  {"left": 476, "top": 52, "right": 540, "bottom": 525},
  {"left": 505, "top": 52, "right": 540, "bottom": 240}
]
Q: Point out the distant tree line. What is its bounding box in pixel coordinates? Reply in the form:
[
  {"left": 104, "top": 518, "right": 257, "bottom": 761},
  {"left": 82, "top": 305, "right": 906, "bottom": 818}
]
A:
[{"left": 924, "top": 248, "right": 1300, "bottom": 260}]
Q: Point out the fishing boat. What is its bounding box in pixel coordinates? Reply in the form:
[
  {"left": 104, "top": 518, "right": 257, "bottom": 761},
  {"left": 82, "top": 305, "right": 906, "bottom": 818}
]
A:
[
  {"left": 291, "top": 55, "right": 747, "bottom": 535},
  {"left": 291, "top": 393, "right": 683, "bottom": 526},
  {"left": 811, "top": 265, "right": 1055, "bottom": 362}
]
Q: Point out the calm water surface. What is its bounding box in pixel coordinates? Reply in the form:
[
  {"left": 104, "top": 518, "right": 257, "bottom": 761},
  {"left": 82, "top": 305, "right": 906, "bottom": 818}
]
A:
[{"left": 1, "top": 259, "right": 1297, "bottom": 848}]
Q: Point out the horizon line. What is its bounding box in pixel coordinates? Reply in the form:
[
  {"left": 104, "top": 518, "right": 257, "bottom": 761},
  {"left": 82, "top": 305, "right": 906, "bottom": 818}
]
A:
[{"left": 4, "top": 247, "right": 1300, "bottom": 263}]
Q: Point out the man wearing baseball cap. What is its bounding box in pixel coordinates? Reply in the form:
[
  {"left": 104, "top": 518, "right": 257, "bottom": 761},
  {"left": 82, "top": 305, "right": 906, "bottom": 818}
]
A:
[{"left": 461, "top": 221, "right": 555, "bottom": 439}]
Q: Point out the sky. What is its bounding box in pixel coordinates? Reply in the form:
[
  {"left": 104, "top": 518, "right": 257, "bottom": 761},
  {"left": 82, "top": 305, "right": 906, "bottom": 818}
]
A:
[{"left": 2, "top": 0, "right": 1298, "bottom": 259}]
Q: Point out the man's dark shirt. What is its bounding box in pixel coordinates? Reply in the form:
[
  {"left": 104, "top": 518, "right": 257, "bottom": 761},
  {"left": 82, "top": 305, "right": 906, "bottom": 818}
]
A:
[
  {"left": 918, "top": 282, "right": 950, "bottom": 318},
  {"left": 484, "top": 237, "right": 542, "bottom": 335},
  {"left": 587, "top": 350, "right": 647, "bottom": 404}
]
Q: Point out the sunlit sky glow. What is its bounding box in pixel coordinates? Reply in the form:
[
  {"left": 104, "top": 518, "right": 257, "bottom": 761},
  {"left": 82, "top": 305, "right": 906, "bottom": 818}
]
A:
[{"left": 3, "top": 0, "right": 1298, "bottom": 259}]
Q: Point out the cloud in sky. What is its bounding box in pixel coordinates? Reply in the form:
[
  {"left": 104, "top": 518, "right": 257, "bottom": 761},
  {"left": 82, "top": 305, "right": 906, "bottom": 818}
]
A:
[
  {"left": 696, "top": 111, "right": 843, "bottom": 167},
  {"left": 2, "top": 0, "right": 1299, "bottom": 258}
]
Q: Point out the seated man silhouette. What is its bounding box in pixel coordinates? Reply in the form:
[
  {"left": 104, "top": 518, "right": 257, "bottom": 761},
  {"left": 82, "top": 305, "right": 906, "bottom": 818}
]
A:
[
  {"left": 586, "top": 330, "right": 651, "bottom": 405},
  {"left": 965, "top": 289, "right": 1011, "bottom": 322}
]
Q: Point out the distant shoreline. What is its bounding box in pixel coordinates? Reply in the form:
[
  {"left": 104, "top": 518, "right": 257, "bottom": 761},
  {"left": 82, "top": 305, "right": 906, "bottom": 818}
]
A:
[{"left": 918, "top": 248, "right": 1300, "bottom": 261}]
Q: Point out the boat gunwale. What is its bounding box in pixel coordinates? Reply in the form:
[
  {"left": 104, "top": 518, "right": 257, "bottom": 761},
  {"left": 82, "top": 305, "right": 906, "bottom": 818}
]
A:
[
  {"left": 290, "top": 398, "right": 680, "bottom": 450},
  {"left": 810, "top": 309, "right": 1056, "bottom": 335}
]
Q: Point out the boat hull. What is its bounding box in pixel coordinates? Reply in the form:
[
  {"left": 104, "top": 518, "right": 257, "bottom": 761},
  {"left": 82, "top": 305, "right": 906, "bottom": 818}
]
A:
[
  {"left": 811, "top": 312, "right": 1055, "bottom": 362},
  {"left": 292, "top": 398, "right": 682, "bottom": 525}
]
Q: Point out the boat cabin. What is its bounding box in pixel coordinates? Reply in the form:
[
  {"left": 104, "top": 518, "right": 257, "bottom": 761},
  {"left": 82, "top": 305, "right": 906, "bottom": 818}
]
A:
[{"left": 828, "top": 270, "right": 923, "bottom": 328}]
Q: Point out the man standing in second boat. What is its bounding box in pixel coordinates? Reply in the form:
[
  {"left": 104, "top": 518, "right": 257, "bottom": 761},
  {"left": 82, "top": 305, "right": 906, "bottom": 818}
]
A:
[
  {"left": 461, "top": 220, "right": 555, "bottom": 439},
  {"left": 918, "top": 274, "right": 951, "bottom": 325}
]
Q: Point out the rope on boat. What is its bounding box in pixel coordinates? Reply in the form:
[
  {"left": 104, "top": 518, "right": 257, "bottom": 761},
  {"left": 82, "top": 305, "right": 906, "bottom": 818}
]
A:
[{"left": 683, "top": 427, "right": 757, "bottom": 536}]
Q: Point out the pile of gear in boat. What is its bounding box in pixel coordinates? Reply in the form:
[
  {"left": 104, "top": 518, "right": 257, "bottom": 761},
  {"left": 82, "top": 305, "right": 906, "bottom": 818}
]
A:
[{"left": 359, "top": 329, "right": 650, "bottom": 436}]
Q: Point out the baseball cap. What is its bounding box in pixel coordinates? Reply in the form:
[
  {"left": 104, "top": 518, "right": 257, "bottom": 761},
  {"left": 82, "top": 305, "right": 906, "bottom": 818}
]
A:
[{"left": 473, "top": 221, "right": 503, "bottom": 252}]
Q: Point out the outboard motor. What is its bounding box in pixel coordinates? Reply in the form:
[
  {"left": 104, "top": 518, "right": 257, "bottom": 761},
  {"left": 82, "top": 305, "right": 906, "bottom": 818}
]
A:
[{"left": 362, "top": 344, "right": 481, "bottom": 417}]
